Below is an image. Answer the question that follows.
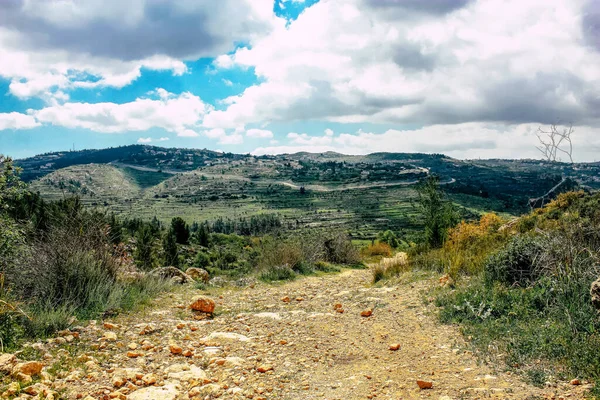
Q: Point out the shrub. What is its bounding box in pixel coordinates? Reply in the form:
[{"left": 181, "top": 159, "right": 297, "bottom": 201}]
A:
[
  {"left": 134, "top": 225, "right": 156, "bottom": 270},
  {"left": 323, "top": 233, "right": 360, "bottom": 264},
  {"left": 7, "top": 219, "right": 120, "bottom": 318},
  {"left": 362, "top": 242, "right": 392, "bottom": 257},
  {"left": 372, "top": 252, "right": 409, "bottom": 283},
  {"left": 193, "top": 251, "right": 211, "bottom": 269},
  {"left": 259, "top": 265, "right": 296, "bottom": 282},
  {"left": 377, "top": 230, "right": 400, "bottom": 248},
  {"left": 256, "top": 238, "right": 303, "bottom": 271},
  {"left": 484, "top": 235, "right": 543, "bottom": 286},
  {"left": 314, "top": 261, "right": 341, "bottom": 273}
]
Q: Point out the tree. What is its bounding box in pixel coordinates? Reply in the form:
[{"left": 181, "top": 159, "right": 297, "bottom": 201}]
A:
[
  {"left": 536, "top": 123, "right": 574, "bottom": 163},
  {"left": 0, "top": 155, "right": 26, "bottom": 212},
  {"left": 377, "top": 230, "right": 400, "bottom": 248},
  {"left": 194, "top": 223, "right": 210, "bottom": 247},
  {"left": 416, "top": 175, "right": 457, "bottom": 248},
  {"left": 134, "top": 225, "right": 155, "bottom": 270},
  {"left": 162, "top": 229, "right": 179, "bottom": 267},
  {"left": 170, "top": 217, "right": 190, "bottom": 244}
]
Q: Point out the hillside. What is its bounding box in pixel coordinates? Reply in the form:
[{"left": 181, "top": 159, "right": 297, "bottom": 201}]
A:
[{"left": 16, "top": 145, "right": 600, "bottom": 238}]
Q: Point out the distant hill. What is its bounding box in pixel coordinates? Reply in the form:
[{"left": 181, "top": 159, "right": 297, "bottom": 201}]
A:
[{"left": 14, "top": 145, "right": 600, "bottom": 238}]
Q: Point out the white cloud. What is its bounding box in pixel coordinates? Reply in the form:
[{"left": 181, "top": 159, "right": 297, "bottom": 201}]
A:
[
  {"left": 222, "top": 79, "right": 233, "bottom": 87},
  {"left": 288, "top": 132, "right": 333, "bottom": 146},
  {"left": 137, "top": 136, "right": 170, "bottom": 143},
  {"left": 246, "top": 128, "right": 274, "bottom": 138},
  {"left": 0, "top": 1, "right": 282, "bottom": 101},
  {"left": 30, "top": 90, "right": 209, "bottom": 135},
  {"left": 324, "top": 128, "right": 334, "bottom": 136},
  {"left": 0, "top": 112, "right": 41, "bottom": 130},
  {"left": 204, "top": 128, "right": 227, "bottom": 139},
  {"left": 218, "top": 133, "right": 244, "bottom": 145},
  {"left": 209, "top": 0, "right": 600, "bottom": 130},
  {"left": 253, "top": 122, "right": 600, "bottom": 162}
]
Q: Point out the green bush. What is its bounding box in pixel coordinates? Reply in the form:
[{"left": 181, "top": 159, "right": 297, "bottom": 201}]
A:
[
  {"left": 259, "top": 265, "right": 296, "bottom": 282},
  {"left": 193, "top": 251, "right": 211, "bottom": 269},
  {"left": 484, "top": 235, "right": 543, "bottom": 286}
]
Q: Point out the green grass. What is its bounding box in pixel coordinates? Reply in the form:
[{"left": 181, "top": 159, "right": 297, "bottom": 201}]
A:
[
  {"left": 435, "top": 278, "right": 600, "bottom": 393},
  {"left": 121, "top": 166, "right": 173, "bottom": 188}
]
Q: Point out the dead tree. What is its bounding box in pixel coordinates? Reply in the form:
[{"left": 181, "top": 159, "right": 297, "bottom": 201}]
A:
[{"left": 536, "top": 123, "right": 574, "bottom": 163}]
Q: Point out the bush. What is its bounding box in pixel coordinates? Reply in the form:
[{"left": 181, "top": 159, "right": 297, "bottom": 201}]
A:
[
  {"left": 193, "top": 251, "right": 211, "bottom": 269},
  {"left": 485, "top": 235, "right": 543, "bottom": 286},
  {"left": 7, "top": 218, "right": 120, "bottom": 319},
  {"left": 377, "top": 230, "right": 400, "bottom": 248},
  {"left": 323, "top": 233, "right": 360, "bottom": 264},
  {"left": 362, "top": 242, "right": 392, "bottom": 257},
  {"left": 372, "top": 252, "right": 409, "bottom": 283},
  {"left": 259, "top": 265, "right": 296, "bottom": 282},
  {"left": 314, "top": 261, "right": 341, "bottom": 273}
]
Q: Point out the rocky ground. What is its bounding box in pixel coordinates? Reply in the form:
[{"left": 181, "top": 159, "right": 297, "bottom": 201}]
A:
[{"left": 1, "top": 269, "right": 592, "bottom": 399}]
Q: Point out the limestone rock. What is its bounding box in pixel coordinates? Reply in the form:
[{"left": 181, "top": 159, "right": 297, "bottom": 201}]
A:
[
  {"left": 256, "top": 364, "right": 273, "bottom": 373},
  {"left": 149, "top": 266, "right": 192, "bottom": 284},
  {"left": 203, "top": 332, "right": 251, "bottom": 342},
  {"left": 190, "top": 296, "right": 215, "bottom": 314},
  {"left": 416, "top": 380, "right": 433, "bottom": 389},
  {"left": 0, "top": 353, "right": 16, "bottom": 374},
  {"left": 127, "top": 384, "right": 179, "bottom": 400},
  {"left": 185, "top": 267, "right": 209, "bottom": 283},
  {"left": 166, "top": 364, "right": 207, "bottom": 382},
  {"left": 13, "top": 361, "right": 44, "bottom": 376}
]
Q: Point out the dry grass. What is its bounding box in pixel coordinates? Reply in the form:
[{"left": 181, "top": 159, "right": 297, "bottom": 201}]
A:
[{"left": 372, "top": 252, "right": 409, "bottom": 283}]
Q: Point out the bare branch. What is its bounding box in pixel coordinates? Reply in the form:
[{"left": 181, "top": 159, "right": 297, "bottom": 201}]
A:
[{"left": 536, "top": 123, "right": 574, "bottom": 163}]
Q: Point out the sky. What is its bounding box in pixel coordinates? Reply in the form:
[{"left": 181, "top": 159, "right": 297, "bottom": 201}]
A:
[{"left": 0, "top": 0, "right": 600, "bottom": 161}]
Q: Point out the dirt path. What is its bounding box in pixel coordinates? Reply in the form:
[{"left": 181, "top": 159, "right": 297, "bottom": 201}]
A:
[{"left": 24, "top": 270, "right": 587, "bottom": 399}]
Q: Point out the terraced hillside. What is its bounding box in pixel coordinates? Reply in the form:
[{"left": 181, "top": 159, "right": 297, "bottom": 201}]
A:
[{"left": 18, "top": 145, "right": 600, "bottom": 239}]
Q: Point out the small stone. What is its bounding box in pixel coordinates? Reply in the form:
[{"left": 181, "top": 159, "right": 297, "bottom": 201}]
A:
[
  {"left": 296, "top": 297, "right": 304, "bottom": 302},
  {"left": 103, "top": 331, "right": 118, "bottom": 341},
  {"left": 15, "top": 372, "right": 33, "bottom": 384},
  {"left": 113, "top": 376, "right": 127, "bottom": 388},
  {"left": 5, "top": 381, "right": 19, "bottom": 396},
  {"left": 169, "top": 344, "right": 183, "bottom": 355},
  {"left": 189, "top": 296, "right": 216, "bottom": 314},
  {"left": 571, "top": 378, "right": 581, "bottom": 385},
  {"left": 138, "top": 324, "right": 158, "bottom": 335},
  {"left": 389, "top": 344, "right": 401, "bottom": 351},
  {"left": 128, "top": 343, "right": 138, "bottom": 350},
  {"left": 127, "top": 351, "right": 142, "bottom": 358},
  {"left": 416, "top": 380, "right": 433, "bottom": 389},
  {"left": 142, "top": 373, "right": 157, "bottom": 385},
  {"left": 281, "top": 296, "right": 291, "bottom": 303},
  {"left": 361, "top": 309, "right": 373, "bottom": 317},
  {"left": 257, "top": 365, "right": 273, "bottom": 373},
  {"left": 103, "top": 322, "right": 120, "bottom": 330}
]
